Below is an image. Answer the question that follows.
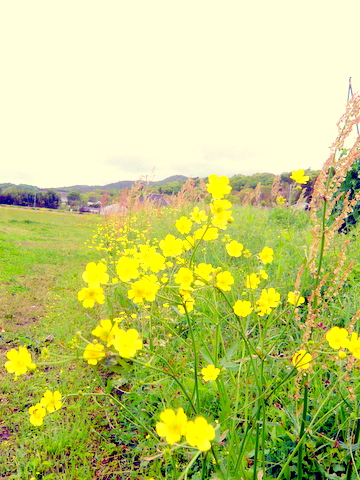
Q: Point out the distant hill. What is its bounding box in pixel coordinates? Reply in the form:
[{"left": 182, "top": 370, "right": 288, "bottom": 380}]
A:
[
  {"left": 0, "top": 176, "right": 190, "bottom": 194},
  {"left": 0, "top": 183, "right": 40, "bottom": 192},
  {"left": 56, "top": 175, "right": 189, "bottom": 193}
]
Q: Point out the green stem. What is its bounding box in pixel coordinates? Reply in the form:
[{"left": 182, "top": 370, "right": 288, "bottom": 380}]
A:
[
  {"left": 184, "top": 307, "right": 200, "bottom": 411},
  {"left": 346, "top": 416, "right": 360, "bottom": 480},
  {"left": 297, "top": 381, "right": 309, "bottom": 479}
]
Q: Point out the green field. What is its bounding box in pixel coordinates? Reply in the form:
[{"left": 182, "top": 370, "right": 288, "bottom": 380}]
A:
[{"left": 1, "top": 201, "right": 360, "bottom": 480}]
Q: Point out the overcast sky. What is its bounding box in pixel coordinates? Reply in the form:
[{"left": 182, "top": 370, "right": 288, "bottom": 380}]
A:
[{"left": 1, "top": 0, "right": 360, "bottom": 188}]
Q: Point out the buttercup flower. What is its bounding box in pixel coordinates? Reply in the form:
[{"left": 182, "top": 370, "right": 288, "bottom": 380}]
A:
[
  {"left": 159, "top": 234, "right": 184, "bottom": 257},
  {"left": 185, "top": 416, "right": 215, "bottom": 451},
  {"left": 291, "top": 350, "right": 312, "bottom": 370},
  {"left": 40, "top": 390, "right": 62, "bottom": 413},
  {"left": 194, "top": 262, "right": 215, "bottom": 285},
  {"left": 194, "top": 226, "right": 219, "bottom": 241},
  {"left": 78, "top": 286, "right": 105, "bottom": 308},
  {"left": 175, "top": 216, "right": 193, "bottom": 235},
  {"left": 287, "top": 291, "right": 305, "bottom": 307},
  {"left": 201, "top": 364, "right": 220, "bottom": 382},
  {"left": 245, "top": 273, "right": 261, "bottom": 289},
  {"left": 259, "top": 246, "right": 274, "bottom": 265},
  {"left": 127, "top": 275, "right": 160, "bottom": 303},
  {"left": 290, "top": 169, "right": 309, "bottom": 184},
  {"left": 259, "top": 269, "right": 268, "bottom": 280},
  {"left": 256, "top": 288, "right": 280, "bottom": 316},
  {"left": 226, "top": 240, "right": 244, "bottom": 257},
  {"left": 137, "top": 245, "right": 166, "bottom": 273},
  {"left": 190, "top": 207, "right": 208, "bottom": 224},
  {"left": 233, "top": 300, "right": 253, "bottom": 317},
  {"left": 344, "top": 332, "right": 360, "bottom": 359},
  {"left": 82, "top": 262, "right": 109, "bottom": 287},
  {"left": 83, "top": 343, "right": 106, "bottom": 365},
  {"left": 325, "top": 326, "right": 349, "bottom": 350},
  {"left": 92, "top": 319, "right": 120, "bottom": 347},
  {"left": 116, "top": 256, "right": 140, "bottom": 282},
  {"left": 112, "top": 328, "right": 142, "bottom": 358},
  {"left": 5, "top": 346, "right": 36, "bottom": 377},
  {"left": 29, "top": 403, "right": 47, "bottom": 426},
  {"left": 216, "top": 271, "right": 234, "bottom": 291},
  {"left": 206, "top": 174, "right": 232, "bottom": 199},
  {"left": 276, "top": 196, "right": 287, "bottom": 205},
  {"left": 156, "top": 408, "right": 188, "bottom": 445},
  {"left": 174, "top": 267, "right": 194, "bottom": 289}
]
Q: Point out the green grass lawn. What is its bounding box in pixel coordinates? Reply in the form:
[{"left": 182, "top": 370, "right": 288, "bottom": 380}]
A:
[{"left": 0, "top": 207, "right": 115, "bottom": 479}]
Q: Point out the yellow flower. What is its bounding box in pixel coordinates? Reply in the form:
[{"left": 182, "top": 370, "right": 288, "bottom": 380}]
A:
[
  {"left": 175, "top": 267, "right": 194, "bottom": 289},
  {"left": 82, "top": 262, "right": 109, "bottom": 287},
  {"left": 29, "top": 403, "right": 47, "bottom": 426},
  {"left": 325, "top": 326, "right": 349, "bottom": 350},
  {"left": 175, "top": 216, "right": 193, "bottom": 235},
  {"left": 245, "top": 273, "right": 261, "bottom": 289},
  {"left": 291, "top": 350, "right": 312, "bottom": 370},
  {"left": 344, "top": 332, "right": 360, "bottom": 359},
  {"left": 83, "top": 343, "right": 106, "bottom": 365},
  {"left": 178, "top": 296, "right": 195, "bottom": 314},
  {"left": 156, "top": 408, "right": 188, "bottom": 445},
  {"left": 216, "top": 271, "right": 234, "bottom": 291},
  {"left": 185, "top": 416, "right": 215, "bottom": 451},
  {"left": 40, "top": 390, "right": 62, "bottom": 413},
  {"left": 259, "top": 246, "right": 274, "bottom": 265},
  {"left": 256, "top": 288, "right": 280, "bottom": 316},
  {"left": 201, "top": 364, "right": 220, "bottom": 382},
  {"left": 92, "top": 319, "right": 120, "bottom": 347},
  {"left": 287, "top": 291, "right": 305, "bottom": 307},
  {"left": 259, "top": 269, "right": 268, "bottom": 280},
  {"left": 276, "top": 196, "right": 286, "bottom": 205},
  {"left": 190, "top": 207, "right": 208, "bottom": 224},
  {"left": 116, "top": 256, "right": 140, "bottom": 282},
  {"left": 78, "top": 286, "right": 105, "bottom": 308},
  {"left": 137, "top": 245, "right": 166, "bottom": 273},
  {"left": 112, "top": 328, "right": 143, "bottom": 358},
  {"left": 290, "top": 169, "right": 309, "bottom": 184},
  {"left": 226, "top": 240, "right": 244, "bottom": 257},
  {"left": 194, "top": 262, "right": 215, "bottom": 285},
  {"left": 211, "top": 199, "right": 232, "bottom": 229},
  {"left": 194, "top": 226, "right": 219, "bottom": 241},
  {"left": 206, "top": 174, "right": 232, "bottom": 199},
  {"left": 127, "top": 275, "right": 160, "bottom": 303},
  {"left": 233, "top": 300, "right": 253, "bottom": 317},
  {"left": 159, "top": 234, "right": 184, "bottom": 257},
  {"left": 5, "top": 346, "right": 36, "bottom": 377},
  {"left": 243, "top": 248, "right": 252, "bottom": 258}
]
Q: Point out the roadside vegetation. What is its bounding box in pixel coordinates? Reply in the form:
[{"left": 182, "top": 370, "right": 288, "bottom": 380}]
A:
[{"left": 2, "top": 96, "right": 360, "bottom": 479}]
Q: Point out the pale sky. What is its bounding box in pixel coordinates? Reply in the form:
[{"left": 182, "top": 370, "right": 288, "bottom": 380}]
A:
[{"left": 1, "top": 0, "right": 360, "bottom": 189}]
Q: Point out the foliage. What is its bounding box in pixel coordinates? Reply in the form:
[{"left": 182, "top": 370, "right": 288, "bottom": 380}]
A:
[
  {"left": 0, "top": 188, "right": 61, "bottom": 209},
  {"left": 331, "top": 151, "right": 360, "bottom": 232},
  {"left": 3, "top": 162, "right": 360, "bottom": 479}
]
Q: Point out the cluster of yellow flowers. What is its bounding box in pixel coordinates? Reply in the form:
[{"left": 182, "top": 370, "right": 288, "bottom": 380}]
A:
[
  {"left": 290, "top": 325, "right": 360, "bottom": 372},
  {"left": 29, "top": 390, "right": 62, "bottom": 426},
  {"left": 156, "top": 407, "right": 215, "bottom": 452},
  {"left": 78, "top": 261, "right": 108, "bottom": 308},
  {"left": 326, "top": 326, "right": 360, "bottom": 359},
  {"left": 83, "top": 318, "right": 143, "bottom": 364}
]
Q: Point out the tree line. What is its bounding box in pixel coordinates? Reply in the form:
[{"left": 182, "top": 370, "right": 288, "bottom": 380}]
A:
[{"left": 0, "top": 187, "right": 61, "bottom": 209}]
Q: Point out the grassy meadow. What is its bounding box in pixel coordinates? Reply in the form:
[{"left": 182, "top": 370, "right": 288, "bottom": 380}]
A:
[{"left": 1, "top": 187, "right": 360, "bottom": 480}]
